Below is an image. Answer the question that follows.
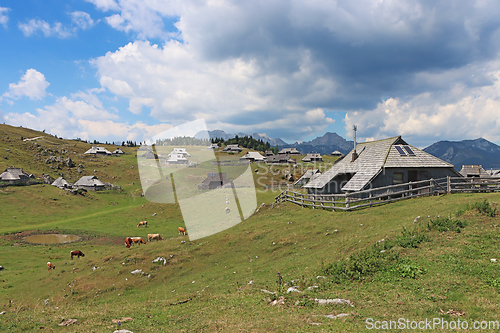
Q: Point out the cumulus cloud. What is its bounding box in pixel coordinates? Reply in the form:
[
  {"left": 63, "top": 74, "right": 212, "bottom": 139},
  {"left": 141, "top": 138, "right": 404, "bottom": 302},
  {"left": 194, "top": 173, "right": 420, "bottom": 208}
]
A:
[
  {"left": 18, "top": 19, "right": 73, "bottom": 38},
  {"left": 85, "top": 0, "right": 120, "bottom": 12},
  {"left": 3, "top": 69, "right": 50, "bottom": 101},
  {"left": 344, "top": 67, "right": 500, "bottom": 147},
  {"left": 19, "top": 11, "right": 95, "bottom": 38},
  {"left": 3, "top": 90, "right": 169, "bottom": 142},
  {"left": 70, "top": 11, "right": 94, "bottom": 30},
  {"left": 0, "top": 7, "right": 9, "bottom": 28},
  {"left": 91, "top": 40, "right": 336, "bottom": 138},
  {"left": 77, "top": 1, "right": 500, "bottom": 143}
]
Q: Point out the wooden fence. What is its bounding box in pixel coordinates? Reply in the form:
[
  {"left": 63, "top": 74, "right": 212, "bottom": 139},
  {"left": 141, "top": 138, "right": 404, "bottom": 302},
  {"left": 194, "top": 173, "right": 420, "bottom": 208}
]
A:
[{"left": 273, "top": 176, "right": 500, "bottom": 211}]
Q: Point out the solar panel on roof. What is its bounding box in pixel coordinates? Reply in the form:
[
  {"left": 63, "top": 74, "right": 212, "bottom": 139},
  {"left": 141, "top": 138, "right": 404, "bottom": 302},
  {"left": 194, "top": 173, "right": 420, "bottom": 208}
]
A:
[
  {"left": 403, "top": 145, "right": 415, "bottom": 156},
  {"left": 395, "top": 146, "right": 406, "bottom": 156}
]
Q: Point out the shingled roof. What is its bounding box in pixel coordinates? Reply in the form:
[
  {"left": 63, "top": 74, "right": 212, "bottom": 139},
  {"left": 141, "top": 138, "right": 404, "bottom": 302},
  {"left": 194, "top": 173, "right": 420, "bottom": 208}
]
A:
[
  {"left": 294, "top": 169, "right": 321, "bottom": 185},
  {"left": 0, "top": 168, "right": 30, "bottom": 181},
  {"left": 74, "top": 175, "right": 105, "bottom": 187},
  {"left": 84, "top": 146, "right": 112, "bottom": 155},
  {"left": 240, "top": 151, "right": 266, "bottom": 162},
  {"left": 51, "top": 177, "right": 72, "bottom": 188},
  {"left": 304, "top": 136, "right": 458, "bottom": 192}
]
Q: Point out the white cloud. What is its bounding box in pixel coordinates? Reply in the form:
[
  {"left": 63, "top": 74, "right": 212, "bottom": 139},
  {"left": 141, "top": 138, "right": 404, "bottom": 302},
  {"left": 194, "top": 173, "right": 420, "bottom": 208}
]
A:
[
  {"left": 344, "top": 68, "right": 500, "bottom": 146},
  {"left": 18, "top": 19, "right": 73, "bottom": 38},
  {"left": 73, "top": 1, "right": 500, "bottom": 144},
  {"left": 103, "top": 2, "right": 172, "bottom": 40},
  {"left": 70, "top": 11, "right": 94, "bottom": 30},
  {"left": 3, "top": 69, "right": 50, "bottom": 101},
  {"left": 85, "top": 0, "right": 120, "bottom": 12},
  {"left": 91, "top": 40, "right": 337, "bottom": 138},
  {"left": 99, "top": 76, "right": 134, "bottom": 98},
  {"left": 3, "top": 90, "right": 171, "bottom": 142},
  {"left": 18, "top": 11, "right": 95, "bottom": 38},
  {"left": 0, "top": 7, "right": 9, "bottom": 28}
]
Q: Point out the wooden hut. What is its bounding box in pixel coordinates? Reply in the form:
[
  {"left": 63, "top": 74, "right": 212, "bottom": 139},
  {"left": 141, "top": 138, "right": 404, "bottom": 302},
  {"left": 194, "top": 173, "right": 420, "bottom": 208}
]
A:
[
  {"left": 198, "top": 173, "right": 234, "bottom": 190},
  {"left": 0, "top": 168, "right": 31, "bottom": 184},
  {"left": 304, "top": 136, "right": 462, "bottom": 194},
  {"left": 51, "top": 177, "right": 72, "bottom": 189},
  {"left": 302, "top": 153, "right": 323, "bottom": 163},
  {"left": 84, "top": 146, "right": 112, "bottom": 155},
  {"left": 222, "top": 144, "right": 243, "bottom": 153},
  {"left": 74, "top": 175, "right": 106, "bottom": 191}
]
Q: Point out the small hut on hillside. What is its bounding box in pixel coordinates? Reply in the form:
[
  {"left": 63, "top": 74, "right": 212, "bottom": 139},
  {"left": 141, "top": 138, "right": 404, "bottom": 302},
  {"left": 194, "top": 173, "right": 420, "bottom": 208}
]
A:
[
  {"left": 0, "top": 168, "right": 31, "bottom": 184},
  {"left": 168, "top": 148, "right": 190, "bottom": 157},
  {"left": 51, "top": 177, "right": 72, "bottom": 189},
  {"left": 330, "top": 150, "right": 345, "bottom": 157},
  {"left": 266, "top": 155, "right": 296, "bottom": 165},
  {"left": 222, "top": 144, "right": 243, "bottom": 153},
  {"left": 198, "top": 173, "right": 234, "bottom": 190},
  {"left": 112, "top": 148, "right": 125, "bottom": 155},
  {"left": 140, "top": 149, "right": 158, "bottom": 160},
  {"left": 166, "top": 153, "right": 189, "bottom": 164},
  {"left": 302, "top": 153, "right": 323, "bottom": 163},
  {"left": 278, "top": 148, "right": 300, "bottom": 155},
  {"left": 239, "top": 152, "right": 266, "bottom": 163},
  {"left": 84, "top": 146, "right": 112, "bottom": 155},
  {"left": 460, "top": 165, "right": 489, "bottom": 178},
  {"left": 74, "top": 175, "right": 106, "bottom": 191}
]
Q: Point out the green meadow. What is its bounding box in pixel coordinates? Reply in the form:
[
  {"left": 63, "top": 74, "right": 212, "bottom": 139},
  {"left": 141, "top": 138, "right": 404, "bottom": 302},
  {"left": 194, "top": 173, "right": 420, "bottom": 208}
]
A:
[{"left": 1, "top": 124, "right": 500, "bottom": 332}]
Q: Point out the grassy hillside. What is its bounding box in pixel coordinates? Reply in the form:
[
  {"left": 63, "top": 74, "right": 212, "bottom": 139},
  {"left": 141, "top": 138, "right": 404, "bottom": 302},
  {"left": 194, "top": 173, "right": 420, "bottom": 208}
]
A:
[{"left": 0, "top": 124, "right": 499, "bottom": 332}]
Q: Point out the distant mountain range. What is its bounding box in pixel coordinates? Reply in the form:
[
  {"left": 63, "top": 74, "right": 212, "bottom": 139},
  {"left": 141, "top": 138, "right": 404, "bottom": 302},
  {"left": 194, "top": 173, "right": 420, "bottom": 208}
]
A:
[
  {"left": 208, "top": 130, "right": 353, "bottom": 155},
  {"left": 209, "top": 130, "right": 500, "bottom": 170},
  {"left": 423, "top": 138, "right": 500, "bottom": 170}
]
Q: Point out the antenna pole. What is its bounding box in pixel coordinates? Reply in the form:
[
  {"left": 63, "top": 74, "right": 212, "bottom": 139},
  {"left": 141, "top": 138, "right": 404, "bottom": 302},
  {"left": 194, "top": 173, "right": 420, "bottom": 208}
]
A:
[
  {"left": 353, "top": 125, "right": 357, "bottom": 152},
  {"left": 351, "top": 125, "right": 358, "bottom": 162}
]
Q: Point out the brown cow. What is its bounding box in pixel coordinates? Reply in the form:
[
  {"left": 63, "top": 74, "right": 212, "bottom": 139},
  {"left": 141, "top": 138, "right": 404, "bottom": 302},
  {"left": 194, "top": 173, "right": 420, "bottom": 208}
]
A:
[
  {"left": 147, "top": 233, "right": 163, "bottom": 242},
  {"left": 137, "top": 221, "right": 148, "bottom": 227},
  {"left": 131, "top": 237, "right": 146, "bottom": 245},
  {"left": 125, "top": 237, "right": 132, "bottom": 248},
  {"left": 70, "top": 250, "right": 85, "bottom": 259},
  {"left": 47, "top": 262, "right": 55, "bottom": 272},
  {"left": 178, "top": 227, "right": 186, "bottom": 235}
]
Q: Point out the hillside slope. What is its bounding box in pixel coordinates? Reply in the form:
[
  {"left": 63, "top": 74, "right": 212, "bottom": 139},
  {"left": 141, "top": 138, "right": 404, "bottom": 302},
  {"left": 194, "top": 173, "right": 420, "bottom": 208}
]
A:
[{"left": 1, "top": 124, "right": 500, "bottom": 331}]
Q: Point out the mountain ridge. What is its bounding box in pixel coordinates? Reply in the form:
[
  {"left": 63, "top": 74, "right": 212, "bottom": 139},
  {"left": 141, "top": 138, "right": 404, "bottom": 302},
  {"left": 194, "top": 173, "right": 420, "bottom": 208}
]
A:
[{"left": 423, "top": 138, "right": 500, "bottom": 170}]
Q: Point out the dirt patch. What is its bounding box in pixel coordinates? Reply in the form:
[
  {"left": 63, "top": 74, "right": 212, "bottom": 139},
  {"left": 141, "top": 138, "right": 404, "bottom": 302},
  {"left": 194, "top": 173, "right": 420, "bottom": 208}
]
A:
[{"left": 0, "top": 230, "right": 122, "bottom": 246}]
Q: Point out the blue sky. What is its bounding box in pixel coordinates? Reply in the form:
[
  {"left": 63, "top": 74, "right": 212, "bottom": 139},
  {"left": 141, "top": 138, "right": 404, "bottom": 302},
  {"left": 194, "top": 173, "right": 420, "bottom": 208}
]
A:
[{"left": 2, "top": 0, "right": 500, "bottom": 147}]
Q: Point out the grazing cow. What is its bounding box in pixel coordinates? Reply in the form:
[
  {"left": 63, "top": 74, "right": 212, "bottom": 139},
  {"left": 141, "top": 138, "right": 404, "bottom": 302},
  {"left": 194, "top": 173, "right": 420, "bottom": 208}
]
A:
[
  {"left": 137, "top": 221, "right": 148, "bottom": 227},
  {"left": 148, "top": 233, "right": 163, "bottom": 242},
  {"left": 225, "top": 207, "right": 230, "bottom": 214},
  {"left": 125, "top": 237, "right": 133, "bottom": 248},
  {"left": 70, "top": 250, "right": 85, "bottom": 259},
  {"left": 47, "top": 262, "right": 55, "bottom": 272},
  {"left": 178, "top": 227, "right": 186, "bottom": 235},
  {"left": 131, "top": 237, "right": 146, "bottom": 245}
]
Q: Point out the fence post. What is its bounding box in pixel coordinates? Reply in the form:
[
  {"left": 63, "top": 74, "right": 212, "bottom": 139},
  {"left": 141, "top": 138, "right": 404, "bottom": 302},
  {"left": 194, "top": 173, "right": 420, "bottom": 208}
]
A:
[
  {"left": 345, "top": 195, "right": 350, "bottom": 210},
  {"left": 447, "top": 176, "right": 451, "bottom": 194}
]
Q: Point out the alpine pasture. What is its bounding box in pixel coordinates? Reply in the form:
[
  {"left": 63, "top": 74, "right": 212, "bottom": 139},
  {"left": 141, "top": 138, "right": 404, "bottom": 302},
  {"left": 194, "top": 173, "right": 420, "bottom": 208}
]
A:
[{"left": 0, "top": 124, "right": 500, "bottom": 332}]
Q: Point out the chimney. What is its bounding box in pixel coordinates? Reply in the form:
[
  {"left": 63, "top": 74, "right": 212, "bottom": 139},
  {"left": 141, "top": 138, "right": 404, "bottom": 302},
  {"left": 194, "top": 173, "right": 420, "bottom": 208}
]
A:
[{"left": 351, "top": 125, "right": 358, "bottom": 162}]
